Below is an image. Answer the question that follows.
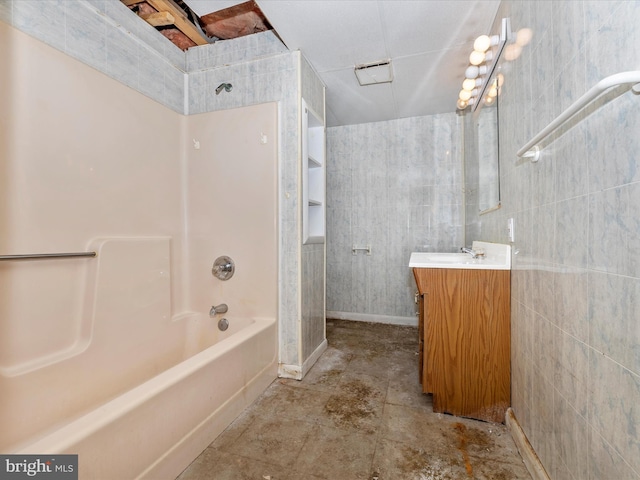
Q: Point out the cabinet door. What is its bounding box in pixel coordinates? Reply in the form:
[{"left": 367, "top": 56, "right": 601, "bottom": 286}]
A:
[{"left": 425, "top": 268, "right": 510, "bottom": 423}]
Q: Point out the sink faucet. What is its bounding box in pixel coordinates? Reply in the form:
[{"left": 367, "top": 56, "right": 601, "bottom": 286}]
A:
[
  {"left": 461, "top": 247, "right": 484, "bottom": 259},
  {"left": 209, "top": 303, "right": 228, "bottom": 316}
]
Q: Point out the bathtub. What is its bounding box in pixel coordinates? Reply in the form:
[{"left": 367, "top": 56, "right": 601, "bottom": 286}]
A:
[
  {"left": 10, "top": 315, "right": 277, "bottom": 479},
  {"left": 1, "top": 97, "right": 280, "bottom": 478}
]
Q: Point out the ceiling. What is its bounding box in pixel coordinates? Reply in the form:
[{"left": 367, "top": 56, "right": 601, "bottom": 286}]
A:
[{"left": 173, "top": 0, "right": 501, "bottom": 127}]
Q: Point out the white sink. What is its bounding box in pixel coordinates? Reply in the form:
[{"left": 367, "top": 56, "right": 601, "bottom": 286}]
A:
[{"left": 409, "top": 241, "right": 511, "bottom": 270}]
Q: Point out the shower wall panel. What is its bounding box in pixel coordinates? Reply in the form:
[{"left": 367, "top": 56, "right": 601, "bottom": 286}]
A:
[{"left": 0, "top": 21, "right": 182, "bottom": 374}]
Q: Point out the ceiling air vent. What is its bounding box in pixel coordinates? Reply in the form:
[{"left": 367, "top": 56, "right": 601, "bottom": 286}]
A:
[{"left": 354, "top": 59, "right": 393, "bottom": 86}]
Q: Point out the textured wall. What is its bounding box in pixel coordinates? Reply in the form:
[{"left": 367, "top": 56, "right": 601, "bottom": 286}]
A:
[
  {"left": 326, "top": 113, "right": 463, "bottom": 323},
  {"left": 300, "top": 56, "right": 327, "bottom": 362},
  {"left": 474, "top": 2, "right": 640, "bottom": 479},
  {"left": 0, "top": 0, "right": 186, "bottom": 112}
]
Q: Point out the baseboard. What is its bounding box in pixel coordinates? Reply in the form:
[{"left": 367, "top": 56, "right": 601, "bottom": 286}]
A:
[
  {"left": 277, "top": 363, "right": 302, "bottom": 379},
  {"left": 505, "top": 408, "right": 551, "bottom": 480},
  {"left": 302, "top": 338, "right": 328, "bottom": 377},
  {"left": 278, "top": 339, "right": 328, "bottom": 380},
  {"left": 326, "top": 311, "right": 417, "bottom": 327}
]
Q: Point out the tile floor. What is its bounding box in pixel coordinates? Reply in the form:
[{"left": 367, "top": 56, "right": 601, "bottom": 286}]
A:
[{"left": 177, "top": 319, "right": 532, "bottom": 480}]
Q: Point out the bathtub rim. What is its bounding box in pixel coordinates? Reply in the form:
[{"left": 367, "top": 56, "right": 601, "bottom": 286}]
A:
[{"left": 14, "top": 316, "right": 276, "bottom": 455}]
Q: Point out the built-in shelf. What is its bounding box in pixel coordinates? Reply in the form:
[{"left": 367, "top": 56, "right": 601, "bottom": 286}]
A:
[{"left": 302, "top": 98, "right": 325, "bottom": 244}]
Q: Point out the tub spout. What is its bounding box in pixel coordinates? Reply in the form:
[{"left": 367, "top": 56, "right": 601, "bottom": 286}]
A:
[{"left": 210, "top": 304, "right": 228, "bottom": 316}]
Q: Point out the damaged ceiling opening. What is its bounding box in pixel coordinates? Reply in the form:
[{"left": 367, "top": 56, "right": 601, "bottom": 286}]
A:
[{"left": 121, "top": 0, "right": 273, "bottom": 51}]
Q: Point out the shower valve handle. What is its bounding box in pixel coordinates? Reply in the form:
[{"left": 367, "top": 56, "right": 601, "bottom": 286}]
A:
[{"left": 212, "top": 256, "right": 235, "bottom": 280}]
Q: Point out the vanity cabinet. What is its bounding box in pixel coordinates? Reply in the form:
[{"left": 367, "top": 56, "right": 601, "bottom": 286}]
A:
[{"left": 413, "top": 267, "right": 510, "bottom": 423}]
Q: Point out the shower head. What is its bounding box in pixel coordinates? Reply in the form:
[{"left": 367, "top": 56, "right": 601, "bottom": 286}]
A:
[{"left": 215, "top": 83, "right": 233, "bottom": 95}]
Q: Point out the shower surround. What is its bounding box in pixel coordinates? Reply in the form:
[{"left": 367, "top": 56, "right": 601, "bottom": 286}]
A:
[
  {"left": 0, "top": 19, "right": 279, "bottom": 478},
  {"left": 0, "top": 0, "right": 327, "bottom": 383}
]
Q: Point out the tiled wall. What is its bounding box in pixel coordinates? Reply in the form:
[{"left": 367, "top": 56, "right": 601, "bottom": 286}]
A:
[
  {"left": 472, "top": 1, "right": 640, "bottom": 478},
  {"left": 0, "top": 0, "right": 186, "bottom": 113},
  {"left": 326, "top": 114, "right": 463, "bottom": 322}
]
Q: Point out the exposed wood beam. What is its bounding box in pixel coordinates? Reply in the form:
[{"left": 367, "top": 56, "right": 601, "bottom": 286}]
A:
[
  {"left": 141, "top": 11, "right": 175, "bottom": 27},
  {"left": 146, "top": 0, "right": 208, "bottom": 46},
  {"left": 200, "top": 1, "right": 271, "bottom": 40},
  {"left": 122, "top": 0, "right": 142, "bottom": 6}
]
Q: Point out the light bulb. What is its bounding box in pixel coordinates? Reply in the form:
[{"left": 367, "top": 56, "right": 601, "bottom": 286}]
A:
[
  {"left": 497, "top": 73, "right": 505, "bottom": 87},
  {"left": 504, "top": 44, "right": 522, "bottom": 61},
  {"left": 459, "top": 89, "right": 472, "bottom": 101},
  {"left": 516, "top": 28, "right": 533, "bottom": 46},
  {"left": 484, "top": 96, "right": 494, "bottom": 105},
  {"left": 469, "top": 50, "right": 485, "bottom": 66},
  {"left": 473, "top": 35, "right": 491, "bottom": 52},
  {"left": 465, "top": 65, "right": 479, "bottom": 79},
  {"left": 488, "top": 86, "right": 498, "bottom": 97},
  {"left": 462, "top": 78, "right": 476, "bottom": 91},
  {"left": 457, "top": 99, "right": 468, "bottom": 110}
]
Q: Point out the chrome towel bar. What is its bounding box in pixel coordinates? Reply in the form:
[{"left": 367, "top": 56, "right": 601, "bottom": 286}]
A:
[
  {"left": 518, "top": 70, "right": 640, "bottom": 162},
  {"left": 0, "top": 252, "right": 97, "bottom": 261}
]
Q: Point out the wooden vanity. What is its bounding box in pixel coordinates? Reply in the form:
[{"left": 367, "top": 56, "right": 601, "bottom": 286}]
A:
[{"left": 411, "top": 246, "right": 511, "bottom": 423}]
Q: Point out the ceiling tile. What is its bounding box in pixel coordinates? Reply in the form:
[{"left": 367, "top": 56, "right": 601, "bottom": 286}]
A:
[
  {"left": 391, "top": 48, "right": 471, "bottom": 118},
  {"left": 184, "top": 0, "right": 246, "bottom": 17},
  {"left": 181, "top": 0, "right": 503, "bottom": 126},
  {"left": 257, "top": 0, "right": 389, "bottom": 72},
  {"left": 379, "top": 1, "right": 481, "bottom": 57},
  {"left": 322, "top": 68, "right": 397, "bottom": 126}
]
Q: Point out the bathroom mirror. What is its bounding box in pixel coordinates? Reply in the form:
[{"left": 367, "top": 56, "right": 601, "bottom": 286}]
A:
[
  {"left": 465, "top": 18, "right": 511, "bottom": 215},
  {"left": 475, "top": 74, "right": 501, "bottom": 214}
]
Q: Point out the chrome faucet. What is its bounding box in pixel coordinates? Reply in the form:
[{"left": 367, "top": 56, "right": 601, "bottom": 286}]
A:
[
  {"left": 461, "top": 247, "right": 484, "bottom": 259},
  {"left": 209, "top": 303, "right": 228, "bottom": 316}
]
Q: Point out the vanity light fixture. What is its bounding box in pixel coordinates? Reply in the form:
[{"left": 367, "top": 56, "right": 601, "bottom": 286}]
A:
[
  {"left": 457, "top": 18, "right": 511, "bottom": 111},
  {"left": 354, "top": 59, "right": 393, "bottom": 86}
]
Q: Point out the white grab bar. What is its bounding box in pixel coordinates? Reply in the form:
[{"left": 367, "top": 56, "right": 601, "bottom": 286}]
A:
[
  {"left": 0, "top": 252, "right": 96, "bottom": 261},
  {"left": 518, "top": 71, "right": 640, "bottom": 161}
]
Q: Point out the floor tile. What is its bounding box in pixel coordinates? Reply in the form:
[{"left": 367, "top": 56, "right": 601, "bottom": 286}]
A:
[
  {"left": 293, "top": 424, "right": 377, "bottom": 479},
  {"left": 255, "top": 383, "right": 332, "bottom": 425},
  {"left": 371, "top": 436, "right": 470, "bottom": 479},
  {"left": 177, "top": 319, "right": 532, "bottom": 480},
  {"left": 225, "top": 415, "right": 314, "bottom": 468},
  {"left": 176, "top": 449, "right": 288, "bottom": 480}
]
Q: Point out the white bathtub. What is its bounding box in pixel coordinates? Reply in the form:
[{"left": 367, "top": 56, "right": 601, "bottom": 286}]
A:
[
  {"left": 13, "top": 315, "right": 277, "bottom": 479},
  {"left": 1, "top": 96, "right": 280, "bottom": 479}
]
